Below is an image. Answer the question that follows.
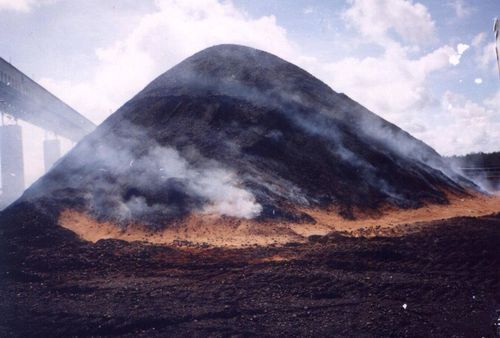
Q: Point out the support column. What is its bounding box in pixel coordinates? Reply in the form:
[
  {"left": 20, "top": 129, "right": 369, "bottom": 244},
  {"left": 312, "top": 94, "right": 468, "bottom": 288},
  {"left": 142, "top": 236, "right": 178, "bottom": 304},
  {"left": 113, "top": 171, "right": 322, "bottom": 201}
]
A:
[
  {"left": 1, "top": 124, "right": 25, "bottom": 202},
  {"left": 43, "top": 139, "right": 61, "bottom": 172}
]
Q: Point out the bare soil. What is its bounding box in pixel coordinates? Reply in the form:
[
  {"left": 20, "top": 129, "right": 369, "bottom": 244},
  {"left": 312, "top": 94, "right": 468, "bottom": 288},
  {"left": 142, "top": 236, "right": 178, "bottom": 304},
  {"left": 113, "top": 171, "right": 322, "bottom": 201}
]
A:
[{"left": 0, "top": 204, "right": 499, "bottom": 337}]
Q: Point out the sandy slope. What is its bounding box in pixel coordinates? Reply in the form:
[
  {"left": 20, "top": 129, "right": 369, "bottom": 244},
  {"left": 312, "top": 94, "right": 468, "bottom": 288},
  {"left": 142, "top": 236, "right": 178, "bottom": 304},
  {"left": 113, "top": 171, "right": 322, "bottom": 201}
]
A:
[{"left": 58, "top": 192, "right": 500, "bottom": 248}]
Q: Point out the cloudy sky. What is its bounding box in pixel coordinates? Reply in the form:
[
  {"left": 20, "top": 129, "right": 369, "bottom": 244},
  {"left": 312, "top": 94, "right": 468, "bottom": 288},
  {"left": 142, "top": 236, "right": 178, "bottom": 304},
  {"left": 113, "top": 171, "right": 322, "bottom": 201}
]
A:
[{"left": 0, "top": 0, "right": 499, "bottom": 186}]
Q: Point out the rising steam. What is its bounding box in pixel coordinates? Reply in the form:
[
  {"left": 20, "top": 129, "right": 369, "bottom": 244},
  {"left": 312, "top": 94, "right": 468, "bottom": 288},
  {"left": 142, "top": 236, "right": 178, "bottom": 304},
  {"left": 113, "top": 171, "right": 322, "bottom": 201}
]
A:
[
  {"left": 96, "top": 141, "right": 262, "bottom": 222},
  {"left": 141, "top": 146, "right": 262, "bottom": 219},
  {"left": 25, "top": 119, "right": 263, "bottom": 224}
]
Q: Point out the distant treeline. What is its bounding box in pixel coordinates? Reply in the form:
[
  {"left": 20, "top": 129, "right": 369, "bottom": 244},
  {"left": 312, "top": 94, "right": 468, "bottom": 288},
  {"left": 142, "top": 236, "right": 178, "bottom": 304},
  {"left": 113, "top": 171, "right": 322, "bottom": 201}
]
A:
[
  {"left": 446, "top": 151, "right": 500, "bottom": 168},
  {"left": 446, "top": 151, "right": 500, "bottom": 191}
]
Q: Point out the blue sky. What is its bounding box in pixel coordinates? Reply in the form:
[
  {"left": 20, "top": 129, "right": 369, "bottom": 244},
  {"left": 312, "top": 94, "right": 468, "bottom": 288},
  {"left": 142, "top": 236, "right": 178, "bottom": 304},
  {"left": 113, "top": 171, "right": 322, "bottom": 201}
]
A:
[
  {"left": 238, "top": 0, "right": 499, "bottom": 98},
  {"left": 0, "top": 0, "right": 499, "bottom": 185}
]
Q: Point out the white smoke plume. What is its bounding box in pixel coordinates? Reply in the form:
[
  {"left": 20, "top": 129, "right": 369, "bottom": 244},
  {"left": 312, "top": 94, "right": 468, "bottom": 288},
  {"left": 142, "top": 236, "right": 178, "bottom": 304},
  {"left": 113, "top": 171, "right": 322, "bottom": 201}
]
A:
[
  {"left": 143, "top": 146, "right": 262, "bottom": 219},
  {"left": 24, "top": 118, "right": 263, "bottom": 223}
]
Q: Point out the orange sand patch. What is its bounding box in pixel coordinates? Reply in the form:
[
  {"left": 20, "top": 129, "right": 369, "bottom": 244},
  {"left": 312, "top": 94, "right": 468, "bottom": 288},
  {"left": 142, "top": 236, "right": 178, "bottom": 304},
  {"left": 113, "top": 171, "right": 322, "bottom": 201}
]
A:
[
  {"left": 252, "top": 254, "right": 297, "bottom": 263},
  {"left": 58, "top": 211, "right": 303, "bottom": 248},
  {"left": 296, "top": 192, "right": 500, "bottom": 237},
  {"left": 58, "top": 192, "right": 500, "bottom": 248}
]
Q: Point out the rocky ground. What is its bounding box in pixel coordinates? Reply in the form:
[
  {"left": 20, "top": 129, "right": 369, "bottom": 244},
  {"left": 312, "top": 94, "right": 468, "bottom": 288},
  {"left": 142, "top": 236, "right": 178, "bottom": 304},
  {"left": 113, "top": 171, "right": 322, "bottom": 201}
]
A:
[{"left": 0, "top": 206, "right": 499, "bottom": 337}]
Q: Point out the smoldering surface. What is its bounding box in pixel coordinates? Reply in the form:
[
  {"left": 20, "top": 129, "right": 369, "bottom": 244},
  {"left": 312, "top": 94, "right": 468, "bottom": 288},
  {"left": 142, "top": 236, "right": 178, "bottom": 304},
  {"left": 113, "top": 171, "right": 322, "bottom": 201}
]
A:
[
  {"left": 20, "top": 44, "right": 478, "bottom": 230},
  {"left": 57, "top": 192, "right": 500, "bottom": 247}
]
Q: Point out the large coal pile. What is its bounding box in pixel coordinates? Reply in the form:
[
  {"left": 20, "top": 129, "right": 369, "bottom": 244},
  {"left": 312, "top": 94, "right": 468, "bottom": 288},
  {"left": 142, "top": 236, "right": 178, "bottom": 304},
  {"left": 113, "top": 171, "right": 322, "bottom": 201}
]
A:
[{"left": 22, "top": 44, "right": 472, "bottom": 226}]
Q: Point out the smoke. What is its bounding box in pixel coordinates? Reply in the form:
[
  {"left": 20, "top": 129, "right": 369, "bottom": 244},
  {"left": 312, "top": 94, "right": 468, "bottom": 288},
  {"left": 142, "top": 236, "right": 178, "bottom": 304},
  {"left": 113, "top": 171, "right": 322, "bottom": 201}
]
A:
[
  {"left": 116, "top": 144, "right": 261, "bottom": 221},
  {"left": 25, "top": 119, "right": 262, "bottom": 224},
  {"left": 145, "top": 146, "right": 262, "bottom": 219}
]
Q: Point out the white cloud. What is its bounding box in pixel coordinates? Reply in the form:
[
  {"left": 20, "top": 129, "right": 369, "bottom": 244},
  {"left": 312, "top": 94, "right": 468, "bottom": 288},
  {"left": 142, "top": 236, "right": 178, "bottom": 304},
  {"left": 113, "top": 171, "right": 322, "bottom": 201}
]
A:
[
  {"left": 319, "top": 1, "right": 499, "bottom": 156},
  {"left": 474, "top": 77, "right": 482, "bottom": 84},
  {"left": 343, "top": 0, "right": 436, "bottom": 46},
  {"left": 477, "top": 42, "right": 497, "bottom": 71},
  {"left": 442, "top": 91, "right": 487, "bottom": 119},
  {"left": 448, "top": 43, "right": 469, "bottom": 66},
  {"left": 304, "top": 6, "right": 314, "bottom": 15},
  {"left": 425, "top": 90, "right": 500, "bottom": 155},
  {"left": 484, "top": 89, "right": 500, "bottom": 109},
  {"left": 312, "top": 44, "right": 454, "bottom": 124},
  {"left": 471, "top": 32, "right": 485, "bottom": 48},
  {"left": 0, "top": 0, "right": 31, "bottom": 11},
  {"left": 472, "top": 32, "right": 497, "bottom": 73},
  {"left": 0, "top": 0, "right": 56, "bottom": 12},
  {"left": 457, "top": 43, "right": 469, "bottom": 55},
  {"left": 40, "top": 0, "right": 296, "bottom": 124},
  {"left": 447, "top": 0, "right": 472, "bottom": 18},
  {"left": 307, "top": 1, "right": 455, "bottom": 128}
]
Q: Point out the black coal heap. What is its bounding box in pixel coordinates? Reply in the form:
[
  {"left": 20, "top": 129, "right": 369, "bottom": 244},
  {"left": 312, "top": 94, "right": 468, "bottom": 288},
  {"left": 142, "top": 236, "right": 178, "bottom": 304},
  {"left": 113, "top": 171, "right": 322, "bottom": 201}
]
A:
[{"left": 22, "top": 44, "right": 472, "bottom": 225}]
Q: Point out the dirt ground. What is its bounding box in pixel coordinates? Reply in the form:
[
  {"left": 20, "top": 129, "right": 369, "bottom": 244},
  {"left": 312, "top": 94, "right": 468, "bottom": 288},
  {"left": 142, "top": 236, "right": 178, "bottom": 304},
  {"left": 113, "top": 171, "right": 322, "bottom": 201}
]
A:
[{"left": 0, "top": 204, "right": 499, "bottom": 337}]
